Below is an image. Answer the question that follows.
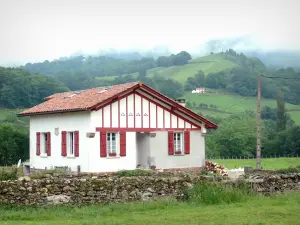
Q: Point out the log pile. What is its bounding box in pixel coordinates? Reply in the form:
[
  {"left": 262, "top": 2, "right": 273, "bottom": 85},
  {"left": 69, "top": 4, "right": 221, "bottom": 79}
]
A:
[{"left": 205, "top": 161, "right": 228, "bottom": 176}]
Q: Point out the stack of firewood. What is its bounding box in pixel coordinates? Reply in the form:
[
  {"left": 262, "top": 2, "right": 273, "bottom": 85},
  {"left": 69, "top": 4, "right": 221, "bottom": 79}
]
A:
[{"left": 205, "top": 161, "right": 228, "bottom": 176}]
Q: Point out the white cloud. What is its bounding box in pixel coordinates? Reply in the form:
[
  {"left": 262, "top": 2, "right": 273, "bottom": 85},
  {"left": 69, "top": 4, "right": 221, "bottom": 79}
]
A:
[{"left": 0, "top": 0, "right": 299, "bottom": 65}]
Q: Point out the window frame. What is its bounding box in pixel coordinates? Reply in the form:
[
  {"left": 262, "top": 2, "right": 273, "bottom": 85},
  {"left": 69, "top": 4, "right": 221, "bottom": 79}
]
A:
[
  {"left": 67, "top": 131, "right": 75, "bottom": 157},
  {"left": 106, "top": 132, "right": 119, "bottom": 157},
  {"left": 173, "top": 132, "right": 184, "bottom": 155},
  {"left": 40, "top": 132, "right": 48, "bottom": 156}
]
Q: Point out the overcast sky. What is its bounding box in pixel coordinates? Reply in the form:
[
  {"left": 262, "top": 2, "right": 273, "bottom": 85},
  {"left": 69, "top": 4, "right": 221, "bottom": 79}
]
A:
[{"left": 0, "top": 0, "right": 299, "bottom": 66}]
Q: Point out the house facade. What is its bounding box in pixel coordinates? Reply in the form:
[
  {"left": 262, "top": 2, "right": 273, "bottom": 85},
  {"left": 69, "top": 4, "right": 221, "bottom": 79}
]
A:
[{"left": 19, "top": 82, "right": 218, "bottom": 173}]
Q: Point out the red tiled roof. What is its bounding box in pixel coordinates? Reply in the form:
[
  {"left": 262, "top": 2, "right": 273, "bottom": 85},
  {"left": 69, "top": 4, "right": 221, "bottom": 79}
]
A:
[{"left": 19, "top": 82, "right": 140, "bottom": 116}]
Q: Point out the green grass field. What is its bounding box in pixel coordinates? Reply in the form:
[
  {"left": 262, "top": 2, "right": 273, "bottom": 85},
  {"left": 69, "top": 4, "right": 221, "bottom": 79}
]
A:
[
  {"left": 1, "top": 192, "right": 300, "bottom": 225},
  {"left": 0, "top": 109, "right": 29, "bottom": 131},
  {"left": 95, "top": 76, "right": 117, "bottom": 81},
  {"left": 185, "top": 92, "right": 300, "bottom": 124},
  {"left": 0, "top": 109, "right": 23, "bottom": 121},
  {"left": 96, "top": 54, "right": 237, "bottom": 83},
  {"left": 147, "top": 54, "right": 236, "bottom": 83},
  {"left": 211, "top": 157, "right": 300, "bottom": 170}
]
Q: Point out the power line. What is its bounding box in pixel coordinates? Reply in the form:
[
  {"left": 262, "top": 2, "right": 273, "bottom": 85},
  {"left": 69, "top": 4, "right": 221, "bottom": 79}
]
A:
[{"left": 261, "top": 74, "right": 300, "bottom": 80}]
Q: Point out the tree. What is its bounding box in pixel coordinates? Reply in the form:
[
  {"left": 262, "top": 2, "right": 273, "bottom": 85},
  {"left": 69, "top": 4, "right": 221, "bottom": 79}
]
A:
[
  {"left": 206, "top": 115, "right": 259, "bottom": 158},
  {"left": 138, "top": 69, "right": 147, "bottom": 82},
  {"left": 0, "top": 123, "right": 29, "bottom": 166},
  {"left": 194, "top": 71, "right": 205, "bottom": 87},
  {"left": 0, "top": 67, "right": 69, "bottom": 108},
  {"left": 276, "top": 92, "right": 287, "bottom": 131}
]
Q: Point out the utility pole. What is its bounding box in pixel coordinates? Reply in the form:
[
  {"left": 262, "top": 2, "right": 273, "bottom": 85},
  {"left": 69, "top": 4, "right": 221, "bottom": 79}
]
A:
[{"left": 256, "top": 74, "right": 261, "bottom": 169}]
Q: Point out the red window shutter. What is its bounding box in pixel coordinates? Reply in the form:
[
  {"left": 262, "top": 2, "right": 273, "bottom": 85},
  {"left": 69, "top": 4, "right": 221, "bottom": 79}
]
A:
[
  {"left": 36, "top": 132, "right": 41, "bottom": 156},
  {"left": 74, "top": 131, "right": 79, "bottom": 157},
  {"left": 100, "top": 131, "right": 107, "bottom": 157},
  {"left": 61, "top": 131, "right": 67, "bottom": 157},
  {"left": 168, "top": 131, "right": 174, "bottom": 155},
  {"left": 47, "top": 132, "right": 51, "bottom": 156},
  {"left": 184, "top": 131, "right": 190, "bottom": 154},
  {"left": 120, "top": 132, "right": 126, "bottom": 157}
]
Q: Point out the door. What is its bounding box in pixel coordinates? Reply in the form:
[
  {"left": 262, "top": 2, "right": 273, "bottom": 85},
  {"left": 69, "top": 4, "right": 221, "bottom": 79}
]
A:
[{"left": 136, "top": 132, "right": 150, "bottom": 168}]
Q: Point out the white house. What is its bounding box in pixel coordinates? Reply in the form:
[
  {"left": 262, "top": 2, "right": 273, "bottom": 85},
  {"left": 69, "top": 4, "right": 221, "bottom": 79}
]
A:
[
  {"left": 192, "top": 88, "right": 205, "bottom": 94},
  {"left": 18, "top": 82, "right": 218, "bottom": 173}
]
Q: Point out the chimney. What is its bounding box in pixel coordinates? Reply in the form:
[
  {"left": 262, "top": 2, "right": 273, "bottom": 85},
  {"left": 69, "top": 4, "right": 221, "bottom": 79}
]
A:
[{"left": 175, "top": 98, "right": 185, "bottom": 107}]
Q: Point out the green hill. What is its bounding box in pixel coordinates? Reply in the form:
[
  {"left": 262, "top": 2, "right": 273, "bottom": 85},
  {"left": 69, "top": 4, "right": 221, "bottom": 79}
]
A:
[
  {"left": 97, "top": 54, "right": 237, "bottom": 84},
  {"left": 0, "top": 108, "right": 29, "bottom": 131},
  {"left": 184, "top": 91, "right": 300, "bottom": 124}
]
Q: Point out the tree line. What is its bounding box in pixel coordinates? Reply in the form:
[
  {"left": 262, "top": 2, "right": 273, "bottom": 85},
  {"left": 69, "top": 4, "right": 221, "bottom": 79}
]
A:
[
  {"left": 204, "top": 92, "right": 300, "bottom": 159},
  {"left": 21, "top": 51, "right": 191, "bottom": 78},
  {"left": 0, "top": 67, "right": 69, "bottom": 108}
]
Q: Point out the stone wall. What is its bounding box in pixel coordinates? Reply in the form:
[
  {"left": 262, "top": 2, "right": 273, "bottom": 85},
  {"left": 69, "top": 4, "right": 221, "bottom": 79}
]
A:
[
  {"left": 244, "top": 173, "right": 300, "bottom": 194},
  {"left": 1, "top": 173, "right": 300, "bottom": 205},
  {"left": 0, "top": 173, "right": 201, "bottom": 205}
]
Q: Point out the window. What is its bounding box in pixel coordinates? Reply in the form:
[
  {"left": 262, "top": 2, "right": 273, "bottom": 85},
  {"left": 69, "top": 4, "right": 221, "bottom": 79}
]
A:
[
  {"left": 36, "top": 132, "right": 51, "bottom": 157},
  {"left": 67, "top": 132, "right": 75, "bottom": 156},
  {"left": 41, "top": 133, "right": 48, "bottom": 155},
  {"left": 107, "top": 132, "right": 117, "bottom": 156},
  {"left": 174, "top": 132, "right": 183, "bottom": 154}
]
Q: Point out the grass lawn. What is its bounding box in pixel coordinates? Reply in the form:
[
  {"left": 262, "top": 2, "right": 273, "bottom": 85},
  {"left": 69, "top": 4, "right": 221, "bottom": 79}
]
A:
[
  {"left": 1, "top": 192, "right": 300, "bottom": 225},
  {"left": 212, "top": 157, "right": 300, "bottom": 170}
]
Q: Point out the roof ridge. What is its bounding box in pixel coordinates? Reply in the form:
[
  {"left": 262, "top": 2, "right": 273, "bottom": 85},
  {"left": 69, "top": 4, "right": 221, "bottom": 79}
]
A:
[{"left": 44, "top": 81, "right": 140, "bottom": 100}]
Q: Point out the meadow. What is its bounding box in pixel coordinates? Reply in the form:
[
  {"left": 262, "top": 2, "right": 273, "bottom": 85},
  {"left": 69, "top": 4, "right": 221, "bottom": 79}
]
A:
[
  {"left": 0, "top": 192, "right": 300, "bottom": 225},
  {"left": 211, "top": 157, "right": 300, "bottom": 170},
  {"left": 185, "top": 92, "right": 300, "bottom": 124},
  {"left": 96, "top": 54, "right": 237, "bottom": 83},
  {"left": 0, "top": 109, "right": 29, "bottom": 131}
]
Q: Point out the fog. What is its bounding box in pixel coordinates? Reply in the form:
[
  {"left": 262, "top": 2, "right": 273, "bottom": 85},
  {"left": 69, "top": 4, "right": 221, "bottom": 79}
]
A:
[{"left": 0, "top": 0, "right": 299, "bottom": 66}]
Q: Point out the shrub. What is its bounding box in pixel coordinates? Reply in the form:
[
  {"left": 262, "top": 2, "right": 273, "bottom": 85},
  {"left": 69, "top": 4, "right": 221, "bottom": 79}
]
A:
[
  {"left": 0, "top": 167, "right": 18, "bottom": 181},
  {"left": 114, "top": 169, "right": 152, "bottom": 177},
  {"left": 277, "top": 167, "right": 300, "bottom": 174},
  {"left": 184, "top": 181, "right": 253, "bottom": 205}
]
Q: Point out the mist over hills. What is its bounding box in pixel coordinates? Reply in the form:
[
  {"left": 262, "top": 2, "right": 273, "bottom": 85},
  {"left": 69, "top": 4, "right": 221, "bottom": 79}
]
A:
[{"left": 57, "top": 36, "right": 300, "bottom": 70}]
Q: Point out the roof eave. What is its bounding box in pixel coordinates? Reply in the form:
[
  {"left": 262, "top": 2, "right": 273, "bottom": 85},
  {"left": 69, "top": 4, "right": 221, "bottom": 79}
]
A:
[{"left": 17, "top": 108, "right": 89, "bottom": 117}]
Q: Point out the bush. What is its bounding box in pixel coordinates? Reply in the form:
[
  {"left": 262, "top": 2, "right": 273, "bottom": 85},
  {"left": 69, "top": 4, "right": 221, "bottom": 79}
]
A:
[
  {"left": 0, "top": 167, "right": 18, "bottom": 181},
  {"left": 114, "top": 169, "right": 152, "bottom": 177},
  {"left": 184, "top": 181, "right": 253, "bottom": 205},
  {"left": 277, "top": 167, "right": 300, "bottom": 174}
]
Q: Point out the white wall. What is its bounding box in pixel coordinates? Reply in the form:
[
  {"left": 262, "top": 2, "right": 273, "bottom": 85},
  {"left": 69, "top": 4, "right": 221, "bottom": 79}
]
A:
[
  {"left": 29, "top": 112, "right": 92, "bottom": 172},
  {"left": 88, "top": 131, "right": 137, "bottom": 172},
  {"left": 30, "top": 112, "right": 138, "bottom": 173},
  {"left": 149, "top": 131, "right": 205, "bottom": 169}
]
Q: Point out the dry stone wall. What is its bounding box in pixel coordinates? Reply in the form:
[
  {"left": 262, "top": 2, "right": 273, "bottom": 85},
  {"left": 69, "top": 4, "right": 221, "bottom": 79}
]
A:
[
  {"left": 0, "top": 174, "right": 200, "bottom": 205},
  {"left": 245, "top": 173, "right": 300, "bottom": 194},
  {"left": 1, "top": 173, "right": 300, "bottom": 205}
]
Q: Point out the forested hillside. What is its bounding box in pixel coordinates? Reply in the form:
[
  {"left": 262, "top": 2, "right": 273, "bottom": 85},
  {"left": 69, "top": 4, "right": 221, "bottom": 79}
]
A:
[
  {"left": 0, "top": 67, "right": 69, "bottom": 108},
  {"left": 184, "top": 50, "right": 300, "bottom": 105}
]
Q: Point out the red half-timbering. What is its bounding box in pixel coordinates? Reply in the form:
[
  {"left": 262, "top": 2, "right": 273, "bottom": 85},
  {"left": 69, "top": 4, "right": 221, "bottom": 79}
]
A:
[{"left": 95, "top": 89, "right": 203, "bottom": 132}]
